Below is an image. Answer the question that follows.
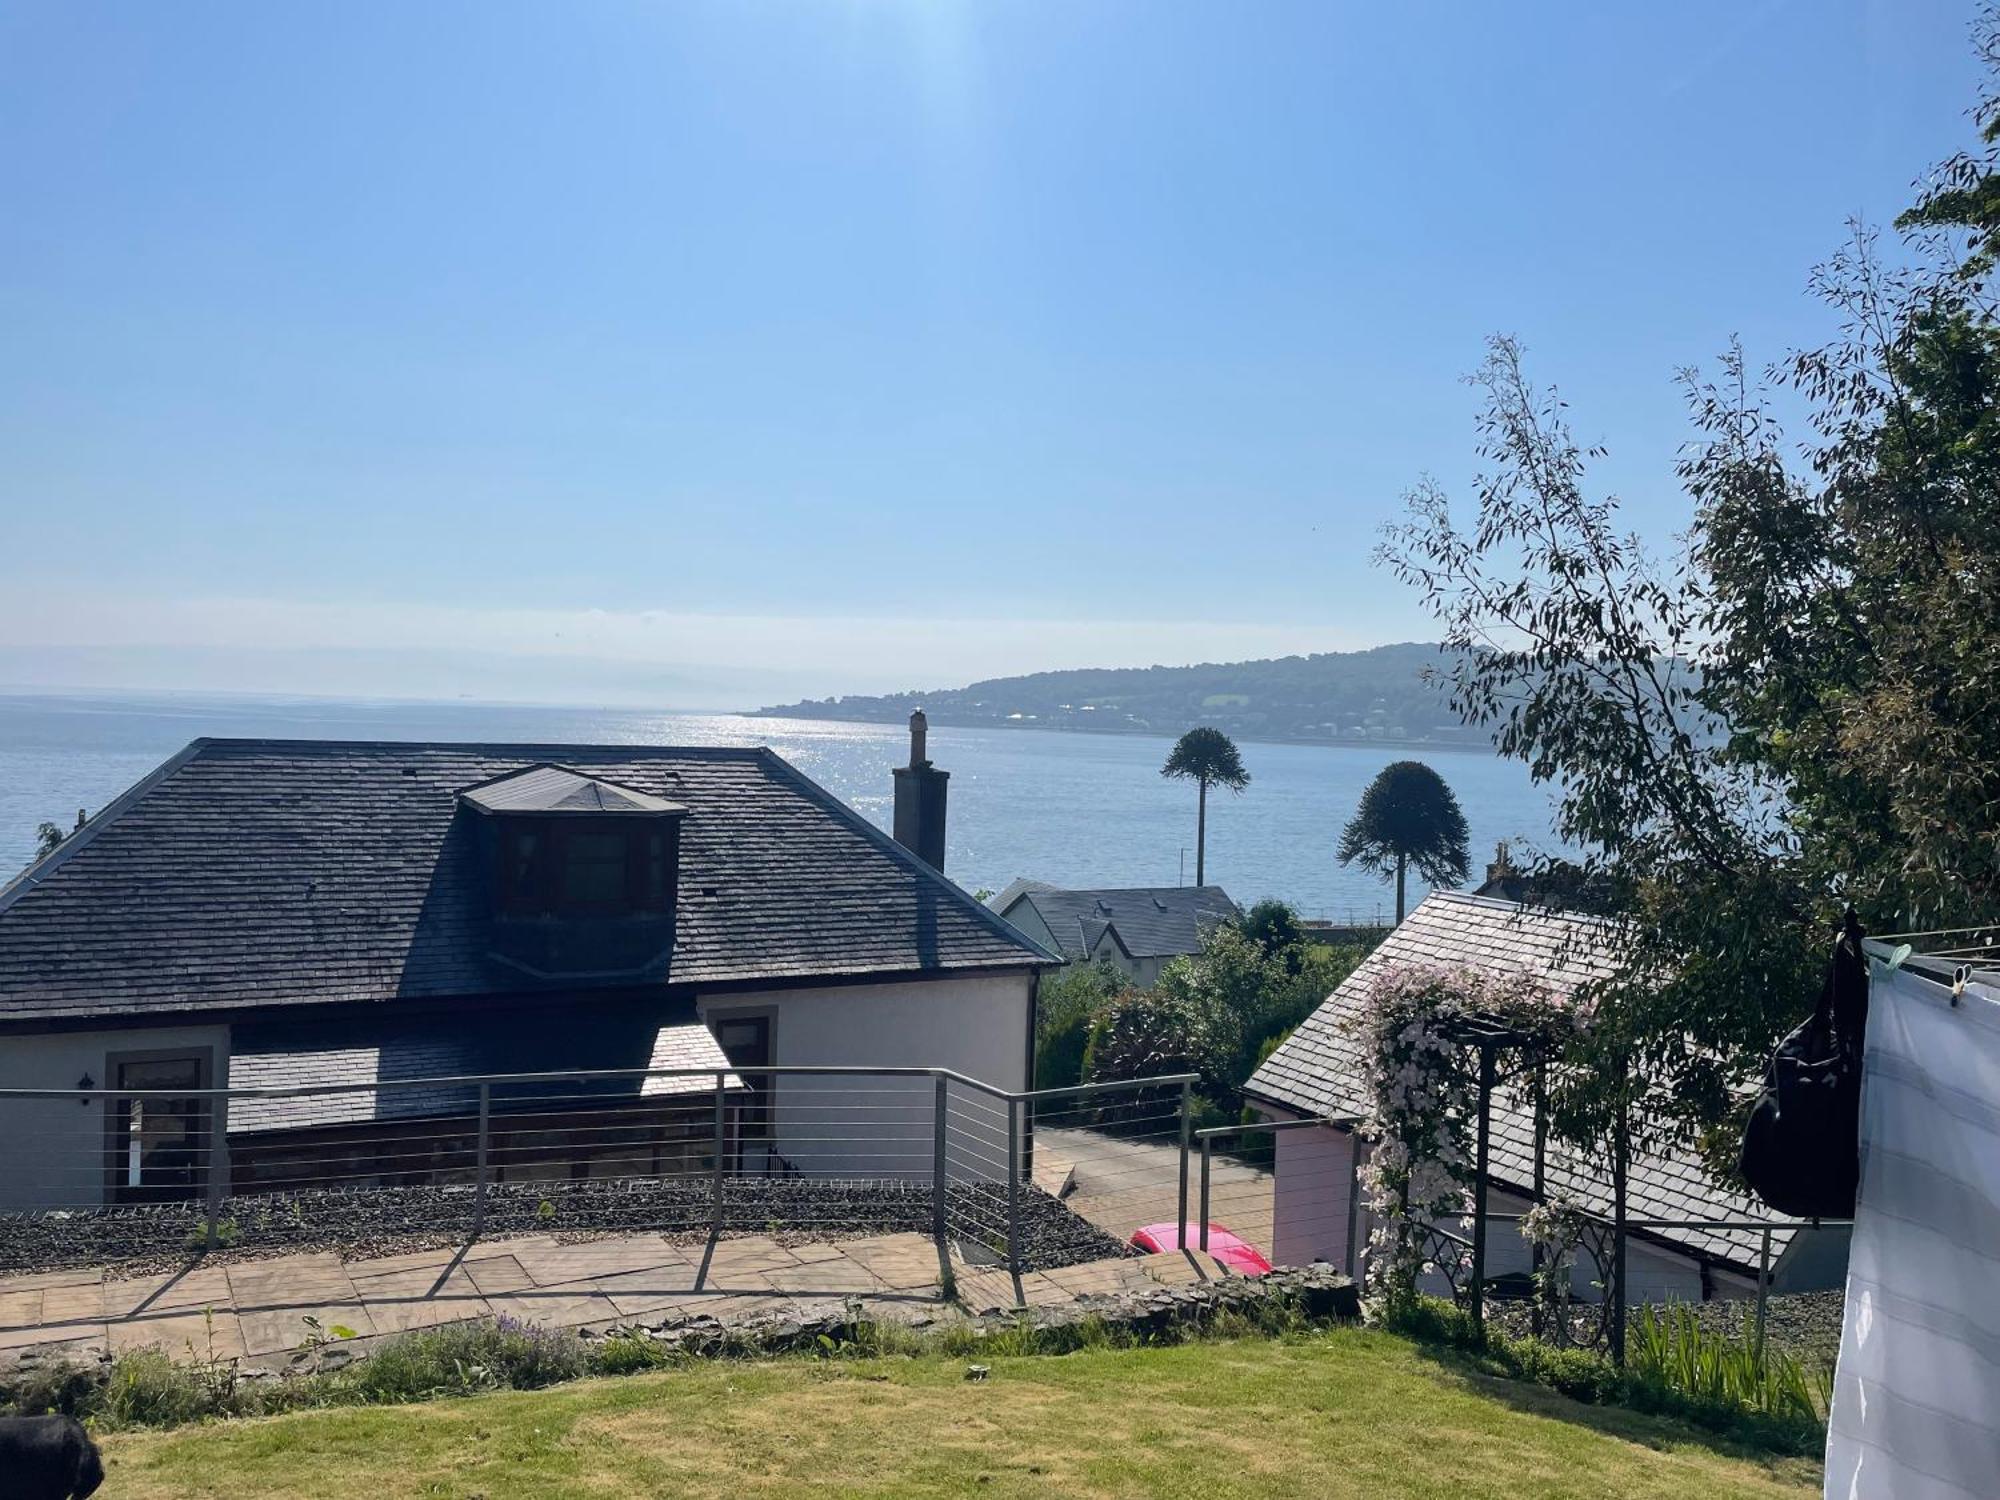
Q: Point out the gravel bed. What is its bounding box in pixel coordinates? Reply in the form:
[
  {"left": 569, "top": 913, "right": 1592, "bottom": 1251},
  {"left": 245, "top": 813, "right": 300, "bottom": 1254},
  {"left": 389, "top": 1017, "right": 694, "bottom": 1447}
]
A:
[
  {"left": 0, "top": 1177, "right": 1129, "bottom": 1279},
  {"left": 1680, "top": 1289, "right": 1845, "bottom": 1365}
]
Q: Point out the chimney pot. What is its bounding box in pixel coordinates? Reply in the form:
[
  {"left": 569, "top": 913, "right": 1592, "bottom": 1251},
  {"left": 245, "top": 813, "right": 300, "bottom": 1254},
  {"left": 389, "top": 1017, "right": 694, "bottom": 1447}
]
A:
[{"left": 909, "top": 709, "right": 928, "bottom": 767}]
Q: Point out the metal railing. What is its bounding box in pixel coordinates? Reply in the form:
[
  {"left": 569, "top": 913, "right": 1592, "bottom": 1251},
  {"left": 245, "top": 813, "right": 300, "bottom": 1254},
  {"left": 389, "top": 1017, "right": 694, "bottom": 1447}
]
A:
[
  {"left": 1195, "top": 1115, "right": 1361, "bottom": 1270},
  {"left": 0, "top": 1065, "right": 1199, "bottom": 1279},
  {"left": 1404, "top": 1208, "right": 1851, "bottom": 1367}
]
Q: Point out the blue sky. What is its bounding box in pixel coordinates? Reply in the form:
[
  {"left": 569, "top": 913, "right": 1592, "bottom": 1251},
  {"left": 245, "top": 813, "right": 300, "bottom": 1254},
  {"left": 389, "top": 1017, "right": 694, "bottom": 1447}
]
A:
[{"left": 0, "top": 1, "right": 1984, "bottom": 707}]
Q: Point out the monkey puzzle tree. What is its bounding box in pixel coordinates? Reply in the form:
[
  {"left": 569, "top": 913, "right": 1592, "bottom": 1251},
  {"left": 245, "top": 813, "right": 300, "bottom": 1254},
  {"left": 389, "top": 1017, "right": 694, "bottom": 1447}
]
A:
[
  {"left": 1160, "top": 727, "right": 1249, "bottom": 886},
  {"left": 1338, "top": 761, "right": 1471, "bottom": 924}
]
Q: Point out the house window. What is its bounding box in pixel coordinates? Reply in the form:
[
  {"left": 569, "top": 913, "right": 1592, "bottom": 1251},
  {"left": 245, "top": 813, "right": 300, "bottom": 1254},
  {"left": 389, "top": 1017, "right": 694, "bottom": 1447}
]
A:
[
  {"left": 106, "top": 1052, "right": 211, "bottom": 1202},
  {"left": 503, "top": 828, "right": 541, "bottom": 910},
  {"left": 561, "top": 830, "right": 631, "bottom": 911},
  {"left": 715, "top": 1016, "right": 772, "bottom": 1138},
  {"left": 641, "top": 830, "right": 670, "bottom": 913},
  {"left": 496, "top": 821, "right": 676, "bottom": 919}
]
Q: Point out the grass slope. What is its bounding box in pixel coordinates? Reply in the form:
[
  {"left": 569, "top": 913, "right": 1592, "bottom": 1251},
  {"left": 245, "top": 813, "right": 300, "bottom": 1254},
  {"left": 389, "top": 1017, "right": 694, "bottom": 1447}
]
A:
[{"left": 103, "top": 1330, "right": 1820, "bottom": 1499}]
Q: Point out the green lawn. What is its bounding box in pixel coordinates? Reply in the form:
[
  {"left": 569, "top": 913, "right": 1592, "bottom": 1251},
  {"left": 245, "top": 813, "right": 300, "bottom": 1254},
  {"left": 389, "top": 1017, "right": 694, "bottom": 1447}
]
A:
[{"left": 102, "top": 1330, "right": 1821, "bottom": 1499}]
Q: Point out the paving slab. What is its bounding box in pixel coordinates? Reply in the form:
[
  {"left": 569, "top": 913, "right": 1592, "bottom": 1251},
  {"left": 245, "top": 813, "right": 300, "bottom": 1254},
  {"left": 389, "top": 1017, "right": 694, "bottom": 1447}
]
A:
[
  {"left": 593, "top": 1264, "right": 713, "bottom": 1319},
  {"left": 37, "top": 1279, "right": 109, "bottom": 1327},
  {"left": 238, "top": 1302, "right": 378, "bottom": 1359},
  {"left": 482, "top": 1285, "right": 617, "bottom": 1330},
  {"left": 762, "top": 1261, "right": 882, "bottom": 1297},
  {"left": 0, "top": 1316, "right": 102, "bottom": 1353},
  {"left": 108, "top": 1307, "right": 245, "bottom": 1361},
  {"left": 350, "top": 1261, "right": 491, "bottom": 1335},
  {"left": 343, "top": 1245, "right": 479, "bottom": 1280},
  {"left": 104, "top": 1264, "right": 236, "bottom": 1320},
  {"left": 950, "top": 1266, "right": 1018, "bottom": 1314},
  {"left": 228, "top": 1253, "right": 356, "bottom": 1310},
  {"left": 702, "top": 1235, "right": 801, "bottom": 1277},
  {"left": 0, "top": 1267, "right": 103, "bottom": 1294},
  {"left": 509, "top": 1236, "right": 687, "bottom": 1286},
  {"left": 785, "top": 1240, "right": 854, "bottom": 1266},
  {"left": 461, "top": 1255, "right": 537, "bottom": 1298}
]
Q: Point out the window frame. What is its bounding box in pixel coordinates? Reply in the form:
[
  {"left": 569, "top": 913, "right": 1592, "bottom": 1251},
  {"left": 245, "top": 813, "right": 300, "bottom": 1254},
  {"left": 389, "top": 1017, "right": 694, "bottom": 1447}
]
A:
[
  {"left": 495, "top": 816, "right": 677, "bottom": 920},
  {"left": 710, "top": 1011, "right": 776, "bottom": 1142},
  {"left": 102, "top": 1046, "right": 215, "bottom": 1204}
]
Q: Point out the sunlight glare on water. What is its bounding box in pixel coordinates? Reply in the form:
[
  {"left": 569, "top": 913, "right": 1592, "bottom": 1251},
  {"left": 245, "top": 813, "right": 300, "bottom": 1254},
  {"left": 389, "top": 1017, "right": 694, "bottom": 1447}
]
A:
[{"left": 0, "top": 694, "right": 1561, "bottom": 921}]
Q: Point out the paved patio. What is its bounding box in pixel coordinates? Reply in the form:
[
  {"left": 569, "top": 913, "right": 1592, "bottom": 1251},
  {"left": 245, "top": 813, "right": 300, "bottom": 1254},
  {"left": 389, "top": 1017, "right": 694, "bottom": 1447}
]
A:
[
  {"left": 0, "top": 1229, "right": 1236, "bottom": 1368},
  {"left": 1039, "top": 1126, "right": 1275, "bottom": 1251}
]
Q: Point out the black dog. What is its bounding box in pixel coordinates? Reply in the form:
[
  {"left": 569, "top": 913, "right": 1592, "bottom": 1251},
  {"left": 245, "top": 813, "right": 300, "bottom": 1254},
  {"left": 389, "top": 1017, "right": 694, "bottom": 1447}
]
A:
[{"left": 0, "top": 1414, "right": 103, "bottom": 1499}]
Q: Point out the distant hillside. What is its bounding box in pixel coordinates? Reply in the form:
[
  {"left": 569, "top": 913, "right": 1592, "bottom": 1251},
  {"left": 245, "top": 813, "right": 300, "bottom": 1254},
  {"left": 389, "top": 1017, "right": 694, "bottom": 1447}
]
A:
[{"left": 750, "top": 642, "right": 1492, "bottom": 748}]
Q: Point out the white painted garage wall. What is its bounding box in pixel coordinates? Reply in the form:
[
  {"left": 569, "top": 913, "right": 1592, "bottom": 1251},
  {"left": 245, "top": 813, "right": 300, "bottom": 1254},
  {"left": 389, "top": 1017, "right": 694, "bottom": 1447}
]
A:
[
  {"left": 0, "top": 1023, "right": 232, "bottom": 1210},
  {"left": 699, "top": 971, "right": 1033, "bottom": 1179},
  {"left": 1271, "top": 1122, "right": 1356, "bottom": 1271}
]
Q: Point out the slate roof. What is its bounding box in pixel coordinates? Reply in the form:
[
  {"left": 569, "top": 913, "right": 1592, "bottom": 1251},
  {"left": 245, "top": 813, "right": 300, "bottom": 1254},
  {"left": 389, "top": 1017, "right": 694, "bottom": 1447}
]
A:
[
  {"left": 1244, "top": 890, "right": 1799, "bottom": 1273},
  {"left": 0, "top": 739, "right": 1053, "bottom": 1025},
  {"left": 1002, "top": 885, "right": 1240, "bottom": 962},
  {"left": 228, "top": 1000, "right": 738, "bottom": 1134}
]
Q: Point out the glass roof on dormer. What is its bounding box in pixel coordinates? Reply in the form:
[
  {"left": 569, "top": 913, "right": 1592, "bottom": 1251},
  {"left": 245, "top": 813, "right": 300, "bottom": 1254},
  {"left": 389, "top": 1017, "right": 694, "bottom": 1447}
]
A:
[{"left": 458, "top": 764, "right": 687, "bottom": 816}]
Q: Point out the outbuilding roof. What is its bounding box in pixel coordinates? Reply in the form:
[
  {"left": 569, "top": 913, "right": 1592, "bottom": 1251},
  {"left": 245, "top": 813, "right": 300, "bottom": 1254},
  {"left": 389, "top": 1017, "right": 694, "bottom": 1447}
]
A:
[
  {"left": 0, "top": 739, "right": 1053, "bottom": 1025},
  {"left": 1244, "top": 890, "right": 1799, "bottom": 1272},
  {"left": 1000, "top": 885, "right": 1240, "bottom": 962}
]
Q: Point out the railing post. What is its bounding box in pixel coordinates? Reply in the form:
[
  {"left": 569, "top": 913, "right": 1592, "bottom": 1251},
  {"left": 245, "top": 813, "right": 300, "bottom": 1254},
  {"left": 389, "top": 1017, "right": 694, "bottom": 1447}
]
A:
[
  {"left": 1199, "top": 1137, "right": 1212, "bottom": 1252},
  {"left": 473, "top": 1082, "right": 490, "bottom": 1237},
  {"left": 203, "top": 1092, "right": 228, "bottom": 1252},
  {"left": 1611, "top": 1102, "right": 1629, "bottom": 1366},
  {"left": 1470, "top": 1043, "right": 1494, "bottom": 1338},
  {"left": 712, "top": 1071, "right": 727, "bottom": 1238},
  {"left": 1755, "top": 1227, "right": 1772, "bottom": 1369},
  {"left": 1006, "top": 1095, "right": 1022, "bottom": 1273},
  {"left": 1176, "top": 1079, "right": 1192, "bottom": 1241},
  {"left": 932, "top": 1073, "right": 949, "bottom": 1247}
]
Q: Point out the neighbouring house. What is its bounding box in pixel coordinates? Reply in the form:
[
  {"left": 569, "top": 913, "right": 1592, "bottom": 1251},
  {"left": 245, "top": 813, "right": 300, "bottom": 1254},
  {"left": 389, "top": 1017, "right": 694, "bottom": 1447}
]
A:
[
  {"left": 1243, "top": 890, "right": 1849, "bottom": 1301},
  {"left": 0, "top": 716, "right": 1056, "bottom": 1210},
  {"left": 987, "top": 881, "right": 1240, "bottom": 988}
]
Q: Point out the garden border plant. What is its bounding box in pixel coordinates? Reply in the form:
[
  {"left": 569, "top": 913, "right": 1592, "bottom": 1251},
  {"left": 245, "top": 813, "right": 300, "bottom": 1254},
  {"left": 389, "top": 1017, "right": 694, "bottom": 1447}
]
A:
[{"left": 1387, "top": 1293, "right": 1827, "bottom": 1458}]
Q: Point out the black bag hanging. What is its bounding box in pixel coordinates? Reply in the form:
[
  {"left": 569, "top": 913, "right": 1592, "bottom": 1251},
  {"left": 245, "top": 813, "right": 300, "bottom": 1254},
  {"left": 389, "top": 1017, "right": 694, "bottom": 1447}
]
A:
[{"left": 1739, "top": 909, "right": 1870, "bottom": 1219}]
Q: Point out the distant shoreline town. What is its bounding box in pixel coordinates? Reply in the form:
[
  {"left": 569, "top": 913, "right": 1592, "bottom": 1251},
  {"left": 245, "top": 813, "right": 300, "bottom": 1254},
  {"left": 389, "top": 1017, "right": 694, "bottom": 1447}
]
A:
[{"left": 750, "top": 640, "right": 1492, "bottom": 751}]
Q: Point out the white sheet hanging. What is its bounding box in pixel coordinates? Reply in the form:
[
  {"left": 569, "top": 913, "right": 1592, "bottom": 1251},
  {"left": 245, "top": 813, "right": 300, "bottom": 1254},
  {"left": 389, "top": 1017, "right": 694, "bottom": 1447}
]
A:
[{"left": 1824, "top": 959, "right": 2000, "bottom": 1499}]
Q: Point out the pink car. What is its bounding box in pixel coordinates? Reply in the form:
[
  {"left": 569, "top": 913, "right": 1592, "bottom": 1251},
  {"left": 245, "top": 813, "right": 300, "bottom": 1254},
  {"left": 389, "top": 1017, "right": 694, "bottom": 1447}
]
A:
[{"left": 1128, "top": 1221, "right": 1274, "bottom": 1276}]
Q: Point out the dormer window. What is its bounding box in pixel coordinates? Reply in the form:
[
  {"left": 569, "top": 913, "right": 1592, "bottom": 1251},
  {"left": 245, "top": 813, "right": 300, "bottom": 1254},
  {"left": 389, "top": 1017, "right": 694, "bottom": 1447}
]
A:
[
  {"left": 495, "top": 821, "right": 673, "bottom": 918},
  {"left": 459, "top": 764, "right": 687, "bottom": 978}
]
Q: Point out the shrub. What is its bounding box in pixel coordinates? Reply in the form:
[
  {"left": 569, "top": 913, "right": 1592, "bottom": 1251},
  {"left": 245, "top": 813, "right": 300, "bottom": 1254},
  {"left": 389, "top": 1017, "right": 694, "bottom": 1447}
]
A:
[
  {"left": 0, "top": 1358, "right": 103, "bottom": 1420},
  {"left": 1626, "top": 1304, "right": 1824, "bottom": 1424},
  {"left": 101, "top": 1347, "right": 237, "bottom": 1428},
  {"left": 348, "top": 1318, "right": 590, "bottom": 1401},
  {"left": 1082, "top": 990, "right": 1220, "bottom": 1094},
  {"left": 590, "top": 1331, "right": 678, "bottom": 1376},
  {"left": 1034, "top": 1007, "right": 1093, "bottom": 1090}
]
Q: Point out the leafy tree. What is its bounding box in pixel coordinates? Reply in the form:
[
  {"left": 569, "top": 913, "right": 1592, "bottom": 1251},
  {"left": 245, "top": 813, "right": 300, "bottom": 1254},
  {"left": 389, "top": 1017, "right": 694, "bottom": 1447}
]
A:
[
  {"left": 1236, "top": 898, "right": 1305, "bottom": 970},
  {"left": 1336, "top": 761, "right": 1471, "bottom": 923},
  {"left": 1160, "top": 727, "right": 1249, "bottom": 885},
  {"left": 1085, "top": 923, "right": 1365, "bottom": 1106},
  {"left": 27, "top": 810, "right": 84, "bottom": 870},
  {"left": 1035, "top": 960, "right": 1128, "bottom": 1089},
  {"left": 1081, "top": 988, "right": 1228, "bottom": 1121},
  {"left": 1377, "top": 18, "right": 2000, "bottom": 1170}
]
